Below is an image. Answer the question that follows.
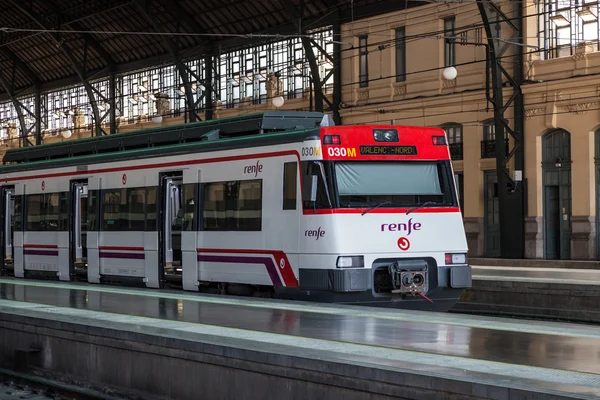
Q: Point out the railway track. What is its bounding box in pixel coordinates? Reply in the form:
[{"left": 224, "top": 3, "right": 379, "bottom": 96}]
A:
[{"left": 0, "top": 369, "right": 132, "bottom": 400}]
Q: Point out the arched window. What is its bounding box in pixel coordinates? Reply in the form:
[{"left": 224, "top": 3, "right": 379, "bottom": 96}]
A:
[
  {"left": 441, "top": 123, "right": 463, "bottom": 160},
  {"left": 538, "top": 0, "right": 600, "bottom": 60}
]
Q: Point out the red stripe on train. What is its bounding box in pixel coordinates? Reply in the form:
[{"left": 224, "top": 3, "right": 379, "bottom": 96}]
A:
[
  {"left": 98, "top": 246, "right": 145, "bottom": 251},
  {"left": 198, "top": 248, "right": 298, "bottom": 288}
]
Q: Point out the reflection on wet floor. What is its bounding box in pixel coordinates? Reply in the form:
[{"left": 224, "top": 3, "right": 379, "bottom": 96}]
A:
[{"left": 2, "top": 282, "right": 600, "bottom": 376}]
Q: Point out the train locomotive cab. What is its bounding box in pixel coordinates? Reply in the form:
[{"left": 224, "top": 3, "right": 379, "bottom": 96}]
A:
[{"left": 276, "top": 124, "right": 472, "bottom": 311}]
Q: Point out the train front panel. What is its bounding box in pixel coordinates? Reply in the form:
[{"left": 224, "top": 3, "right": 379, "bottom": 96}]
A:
[{"left": 282, "top": 125, "right": 471, "bottom": 310}]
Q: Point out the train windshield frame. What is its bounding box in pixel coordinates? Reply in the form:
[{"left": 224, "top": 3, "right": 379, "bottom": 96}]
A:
[{"left": 302, "top": 160, "right": 458, "bottom": 210}]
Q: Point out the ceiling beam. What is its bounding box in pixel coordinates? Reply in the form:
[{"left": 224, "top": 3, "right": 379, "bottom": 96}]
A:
[
  {"left": 134, "top": 0, "right": 201, "bottom": 122},
  {"left": 8, "top": 0, "right": 110, "bottom": 136},
  {"left": 0, "top": 46, "right": 39, "bottom": 84},
  {"left": 33, "top": 0, "right": 115, "bottom": 66}
]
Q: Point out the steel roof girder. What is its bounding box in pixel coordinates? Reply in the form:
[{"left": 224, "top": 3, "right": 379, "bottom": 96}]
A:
[
  {"left": 31, "top": 0, "right": 115, "bottom": 66},
  {"left": 133, "top": 0, "right": 200, "bottom": 122},
  {"left": 0, "top": 46, "right": 39, "bottom": 84},
  {"left": 0, "top": 72, "right": 35, "bottom": 147},
  {"left": 7, "top": 0, "right": 108, "bottom": 136}
]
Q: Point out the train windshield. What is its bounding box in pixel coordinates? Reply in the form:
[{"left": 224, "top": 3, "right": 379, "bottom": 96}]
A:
[{"left": 334, "top": 161, "right": 457, "bottom": 208}]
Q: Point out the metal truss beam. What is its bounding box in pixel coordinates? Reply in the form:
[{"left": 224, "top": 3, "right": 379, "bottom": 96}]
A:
[
  {"left": 109, "top": 72, "right": 117, "bottom": 134},
  {"left": 331, "top": 14, "right": 342, "bottom": 125},
  {"left": 0, "top": 55, "right": 45, "bottom": 146},
  {"left": 282, "top": 0, "right": 335, "bottom": 114},
  {"left": 134, "top": 0, "right": 200, "bottom": 123},
  {"left": 154, "top": 0, "right": 208, "bottom": 39},
  {"left": 0, "top": 46, "right": 39, "bottom": 85},
  {"left": 33, "top": 0, "right": 115, "bottom": 66},
  {"left": 477, "top": 0, "right": 525, "bottom": 258},
  {"left": 204, "top": 53, "right": 213, "bottom": 120},
  {"left": 8, "top": 0, "right": 112, "bottom": 137}
]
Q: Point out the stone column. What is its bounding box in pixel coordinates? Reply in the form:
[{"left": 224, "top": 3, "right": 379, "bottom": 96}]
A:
[
  {"left": 155, "top": 93, "right": 170, "bottom": 116},
  {"left": 524, "top": 216, "right": 544, "bottom": 259},
  {"left": 72, "top": 109, "right": 85, "bottom": 137},
  {"left": 462, "top": 123, "right": 485, "bottom": 257},
  {"left": 570, "top": 129, "right": 595, "bottom": 259},
  {"left": 267, "top": 73, "right": 283, "bottom": 108}
]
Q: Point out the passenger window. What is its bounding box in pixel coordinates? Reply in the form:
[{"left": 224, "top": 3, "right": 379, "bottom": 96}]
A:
[
  {"left": 26, "top": 193, "right": 60, "bottom": 231},
  {"left": 301, "top": 161, "right": 333, "bottom": 210},
  {"left": 59, "top": 192, "right": 69, "bottom": 231},
  {"left": 202, "top": 179, "right": 262, "bottom": 231},
  {"left": 125, "top": 188, "right": 146, "bottom": 231},
  {"left": 13, "top": 195, "right": 21, "bottom": 231},
  {"left": 26, "top": 194, "right": 42, "bottom": 231},
  {"left": 145, "top": 187, "right": 157, "bottom": 231},
  {"left": 102, "top": 190, "right": 122, "bottom": 231},
  {"left": 283, "top": 162, "right": 297, "bottom": 210},
  {"left": 183, "top": 184, "right": 196, "bottom": 232},
  {"left": 87, "top": 190, "right": 98, "bottom": 231}
]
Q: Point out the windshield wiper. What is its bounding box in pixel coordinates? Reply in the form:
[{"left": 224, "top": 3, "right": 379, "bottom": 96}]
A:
[
  {"left": 406, "top": 201, "right": 440, "bottom": 215},
  {"left": 361, "top": 201, "right": 391, "bottom": 216}
]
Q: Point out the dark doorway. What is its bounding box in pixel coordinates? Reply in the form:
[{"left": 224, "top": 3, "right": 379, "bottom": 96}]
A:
[
  {"left": 542, "top": 129, "right": 571, "bottom": 260},
  {"left": 484, "top": 170, "right": 500, "bottom": 257}
]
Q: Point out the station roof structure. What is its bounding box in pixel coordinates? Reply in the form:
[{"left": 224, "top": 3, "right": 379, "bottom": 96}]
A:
[{"left": 0, "top": 0, "right": 427, "bottom": 100}]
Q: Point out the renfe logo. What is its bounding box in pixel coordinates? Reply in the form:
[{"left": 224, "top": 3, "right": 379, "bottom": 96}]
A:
[
  {"left": 305, "top": 227, "right": 325, "bottom": 240},
  {"left": 381, "top": 218, "right": 422, "bottom": 236},
  {"left": 244, "top": 160, "right": 263, "bottom": 177}
]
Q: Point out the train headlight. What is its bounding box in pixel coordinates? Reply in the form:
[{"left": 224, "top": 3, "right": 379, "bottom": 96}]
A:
[
  {"left": 445, "top": 253, "right": 467, "bottom": 265},
  {"left": 336, "top": 256, "right": 365, "bottom": 268},
  {"left": 373, "top": 129, "right": 398, "bottom": 142}
]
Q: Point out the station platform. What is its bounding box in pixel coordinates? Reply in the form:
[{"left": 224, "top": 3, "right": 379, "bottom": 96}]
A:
[
  {"left": 0, "top": 278, "right": 599, "bottom": 399},
  {"left": 454, "top": 265, "right": 600, "bottom": 323},
  {"left": 469, "top": 257, "right": 600, "bottom": 270}
]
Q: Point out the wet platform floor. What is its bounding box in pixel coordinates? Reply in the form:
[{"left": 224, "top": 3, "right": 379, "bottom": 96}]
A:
[{"left": 0, "top": 277, "right": 600, "bottom": 399}]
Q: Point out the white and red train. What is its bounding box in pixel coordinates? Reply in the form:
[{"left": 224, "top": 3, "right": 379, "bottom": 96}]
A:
[{"left": 0, "top": 111, "right": 471, "bottom": 311}]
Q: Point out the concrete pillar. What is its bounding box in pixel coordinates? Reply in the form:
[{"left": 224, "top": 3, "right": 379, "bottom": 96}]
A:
[{"left": 524, "top": 121, "right": 544, "bottom": 259}]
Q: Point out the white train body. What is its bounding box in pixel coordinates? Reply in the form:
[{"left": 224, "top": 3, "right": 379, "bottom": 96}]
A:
[{"left": 0, "top": 112, "right": 471, "bottom": 311}]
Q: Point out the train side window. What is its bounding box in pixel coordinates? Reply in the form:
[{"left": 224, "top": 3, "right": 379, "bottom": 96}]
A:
[
  {"left": 46, "top": 193, "right": 60, "bottom": 231},
  {"left": 59, "top": 192, "right": 69, "bottom": 231},
  {"left": 102, "top": 190, "right": 122, "bottom": 231},
  {"left": 125, "top": 188, "right": 146, "bottom": 231},
  {"left": 145, "top": 187, "right": 157, "bottom": 231},
  {"left": 237, "top": 180, "right": 262, "bottom": 230},
  {"left": 183, "top": 184, "right": 197, "bottom": 231},
  {"left": 26, "top": 194, "right": 41, "bottom": 231},
  {"left": 283, "top": 162, "right": 297, "bottom": 210},
  {"left": 88, "top": 190, "right": 98, "bottom": 231},
  {"left": 26, "top": 193, "right": 59, "bottom": 231},
  {"left": 301, "top": 161, "right": 332, "bottom": 210},
  {"left": 202, "top": 180, "right": 262, "bottom": 231},
  {"left": 14, "top": 195, "right": 22, "bottom": 231}
]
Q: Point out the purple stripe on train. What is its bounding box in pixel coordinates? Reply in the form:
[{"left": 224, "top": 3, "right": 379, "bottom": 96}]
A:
[
  {"left": 197, "top": 254, "right": 282, "bottom": 286},
  {"left": 24, "top": 250, "right": 59, "bottom": 257},
  {"left": 99, "top": 252, "right": 145, "bottom": 260}
]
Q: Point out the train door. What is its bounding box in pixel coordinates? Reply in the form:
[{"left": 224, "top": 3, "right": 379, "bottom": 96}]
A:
[
  {"left": 159, "top": 172, "right": 183, "bottom": 286},
  {"left": 0, "top": 186, "right": 15, "bottom": 274},
  {"left": 70, "top": 180, "right": 88, "bottom": 279}
]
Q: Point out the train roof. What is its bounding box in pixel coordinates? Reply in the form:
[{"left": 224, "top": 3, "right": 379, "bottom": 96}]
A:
[{"left": 3, "top": 111, "right": 325, "bottom": 166}]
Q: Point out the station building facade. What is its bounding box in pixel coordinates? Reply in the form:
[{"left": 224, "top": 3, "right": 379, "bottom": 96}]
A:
[
  {"left": 1, "top": 0, "right": 599, "bottom": 261},
  {"left": 338, "top": 0, "right": 600, "bottom": 261}
]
